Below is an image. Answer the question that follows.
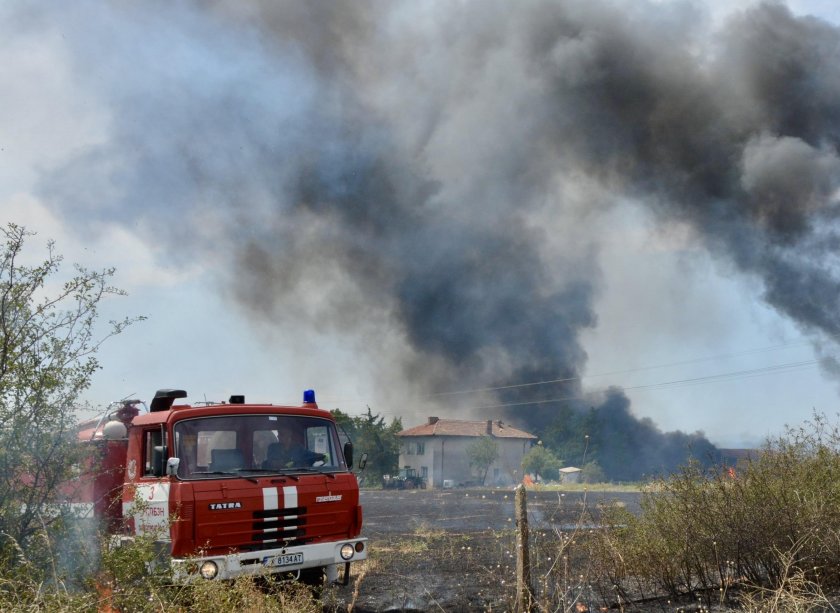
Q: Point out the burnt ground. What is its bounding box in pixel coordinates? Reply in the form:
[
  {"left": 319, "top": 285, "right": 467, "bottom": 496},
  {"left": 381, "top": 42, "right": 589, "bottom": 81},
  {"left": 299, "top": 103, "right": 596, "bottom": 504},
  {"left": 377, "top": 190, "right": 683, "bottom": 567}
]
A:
[{"left": 325, "top": 488, "right": 643, "bottom": 612}]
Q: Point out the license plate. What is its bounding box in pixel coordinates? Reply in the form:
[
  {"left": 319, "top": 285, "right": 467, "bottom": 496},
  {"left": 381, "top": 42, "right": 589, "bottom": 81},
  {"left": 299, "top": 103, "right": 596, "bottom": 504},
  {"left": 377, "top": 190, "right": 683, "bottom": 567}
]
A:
[{"left": 263, "top": 552, "right": 303, "bottom": 567}]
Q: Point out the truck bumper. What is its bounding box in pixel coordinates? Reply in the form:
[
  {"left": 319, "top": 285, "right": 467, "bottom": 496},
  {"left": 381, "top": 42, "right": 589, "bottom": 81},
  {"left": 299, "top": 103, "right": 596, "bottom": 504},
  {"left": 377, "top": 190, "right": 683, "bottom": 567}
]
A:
[{"left": 170, "top": 538, "right": 368, "bottom": 582}]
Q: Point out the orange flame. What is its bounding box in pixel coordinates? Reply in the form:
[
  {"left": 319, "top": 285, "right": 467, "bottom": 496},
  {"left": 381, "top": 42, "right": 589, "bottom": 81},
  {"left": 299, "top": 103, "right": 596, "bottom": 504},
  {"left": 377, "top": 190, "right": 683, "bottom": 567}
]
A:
[{"left": 96, "top": 578, "right": 119, "bottom": 613}]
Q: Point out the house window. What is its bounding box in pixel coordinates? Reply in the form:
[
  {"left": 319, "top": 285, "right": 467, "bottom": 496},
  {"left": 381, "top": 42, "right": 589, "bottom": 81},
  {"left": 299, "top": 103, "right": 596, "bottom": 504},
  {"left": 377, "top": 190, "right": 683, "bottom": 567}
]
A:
[
  {"left": 416, "top": 442, "right": 425, "bottom": 455},
  {"left": 421, "top": 466, "right": 428, "bottom": 478},
  {"left": 406, "top": 443, "right": 414, "bottom": 455}
]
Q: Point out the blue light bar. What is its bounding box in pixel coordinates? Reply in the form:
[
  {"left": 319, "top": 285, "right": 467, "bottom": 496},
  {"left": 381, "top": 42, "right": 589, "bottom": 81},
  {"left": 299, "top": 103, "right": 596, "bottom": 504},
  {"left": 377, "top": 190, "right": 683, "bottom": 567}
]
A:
[{"left": 303, "top": 389, "right": 316, "bottom": 404}]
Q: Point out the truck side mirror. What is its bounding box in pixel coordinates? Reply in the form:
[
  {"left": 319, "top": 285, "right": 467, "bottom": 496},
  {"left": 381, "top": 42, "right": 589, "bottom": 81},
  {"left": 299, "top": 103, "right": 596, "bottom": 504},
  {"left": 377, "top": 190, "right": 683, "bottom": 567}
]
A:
[
  {"left": 343, "top": 442, "right": 353, "bottom": 468},
  {"left": 359, "top": 452, "right": 368, "bottom": 470},
  {"left": 166, "top": 457, "right": 180, "bottom": 477}
]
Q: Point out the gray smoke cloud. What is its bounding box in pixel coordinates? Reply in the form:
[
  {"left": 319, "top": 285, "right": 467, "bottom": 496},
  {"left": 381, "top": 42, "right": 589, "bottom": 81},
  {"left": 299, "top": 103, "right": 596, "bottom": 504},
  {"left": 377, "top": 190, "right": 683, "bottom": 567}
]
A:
[{"left": 15, "top": 1, "right": 840, "bottom": 468}]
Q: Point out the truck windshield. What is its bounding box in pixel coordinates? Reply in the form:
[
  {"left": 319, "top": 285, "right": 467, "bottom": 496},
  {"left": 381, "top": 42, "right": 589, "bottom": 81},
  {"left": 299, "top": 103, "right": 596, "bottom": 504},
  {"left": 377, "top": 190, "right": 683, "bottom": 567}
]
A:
[{"left": 173, "top": 414, "right": 343, "bottom": 480}]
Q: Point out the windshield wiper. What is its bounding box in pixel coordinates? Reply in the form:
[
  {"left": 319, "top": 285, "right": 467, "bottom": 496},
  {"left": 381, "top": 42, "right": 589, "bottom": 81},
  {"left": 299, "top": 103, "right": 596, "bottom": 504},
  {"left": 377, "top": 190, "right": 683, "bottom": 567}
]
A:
[
  {"left": 192, "top": 470, "right": 237, "bottom": 476},
  {"left": 190, "top": 470, "right": 258, "bottom": 484},
  {"left": 238, "top": 467, "right": 304, "bottom": 477},
  {"left": 283, "top": 467, "right": 337, "bottom": 479}
]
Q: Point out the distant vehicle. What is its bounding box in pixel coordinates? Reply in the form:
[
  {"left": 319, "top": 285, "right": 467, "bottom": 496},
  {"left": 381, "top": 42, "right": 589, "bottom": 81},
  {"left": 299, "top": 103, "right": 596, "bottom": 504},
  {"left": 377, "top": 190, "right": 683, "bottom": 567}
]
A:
[{"left": 382, "top": 467, "right": 426, "bottom": 489}]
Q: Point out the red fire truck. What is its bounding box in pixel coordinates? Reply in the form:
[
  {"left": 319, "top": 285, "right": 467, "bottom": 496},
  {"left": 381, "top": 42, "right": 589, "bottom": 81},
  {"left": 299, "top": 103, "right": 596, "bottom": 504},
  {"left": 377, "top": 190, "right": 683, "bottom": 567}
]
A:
[{"left": 74, "top": 388, "right": 366, "bottom": 583}]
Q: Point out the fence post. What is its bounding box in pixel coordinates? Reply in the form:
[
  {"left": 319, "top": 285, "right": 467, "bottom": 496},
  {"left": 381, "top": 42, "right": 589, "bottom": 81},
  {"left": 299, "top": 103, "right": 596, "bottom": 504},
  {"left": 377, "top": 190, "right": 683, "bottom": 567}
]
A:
[{"left": 515, "top": 483, "right": 533, "bottom": 612}]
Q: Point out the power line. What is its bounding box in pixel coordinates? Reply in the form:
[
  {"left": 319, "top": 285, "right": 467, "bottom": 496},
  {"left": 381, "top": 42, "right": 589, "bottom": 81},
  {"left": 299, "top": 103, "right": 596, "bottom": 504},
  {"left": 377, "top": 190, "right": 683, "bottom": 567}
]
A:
[
  {"left": 447, "top": 359, "right": 819, "bottom": 412},
  {"left": 425, "top": 340, "right": 812, "bottom": 398},
  {"left": 329, "top": 357, "right": 821, "bottom": 417},
  {"left": 320, "top": 341, "right": 823, "bottom": 416}
]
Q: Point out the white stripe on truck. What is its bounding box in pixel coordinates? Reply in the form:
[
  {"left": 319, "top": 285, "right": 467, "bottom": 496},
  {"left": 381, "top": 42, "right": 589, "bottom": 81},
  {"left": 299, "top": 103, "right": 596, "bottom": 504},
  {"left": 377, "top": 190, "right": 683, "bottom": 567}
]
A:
[
  {"left": 262, "top": 486, "right": 278, "bottom": 544},
  {"left": 262, "top": 485, "right": 298, "bottom": 543},
  {"left": 283, "top": 485, "right": 297, "bottom": 537}
]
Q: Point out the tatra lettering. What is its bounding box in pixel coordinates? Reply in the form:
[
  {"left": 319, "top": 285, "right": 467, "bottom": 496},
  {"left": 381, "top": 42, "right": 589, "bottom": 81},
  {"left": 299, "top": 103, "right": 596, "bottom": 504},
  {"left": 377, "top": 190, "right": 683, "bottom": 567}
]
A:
[{"left": 209, "top": 502, "right": 242, "bottom": 510}]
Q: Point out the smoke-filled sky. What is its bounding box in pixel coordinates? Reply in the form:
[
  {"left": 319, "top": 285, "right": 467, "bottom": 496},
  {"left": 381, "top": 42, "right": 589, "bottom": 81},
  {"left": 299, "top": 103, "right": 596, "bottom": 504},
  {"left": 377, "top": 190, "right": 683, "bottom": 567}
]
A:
[{"left": 2, "top": 0, "right": 840, "bottom": 448}]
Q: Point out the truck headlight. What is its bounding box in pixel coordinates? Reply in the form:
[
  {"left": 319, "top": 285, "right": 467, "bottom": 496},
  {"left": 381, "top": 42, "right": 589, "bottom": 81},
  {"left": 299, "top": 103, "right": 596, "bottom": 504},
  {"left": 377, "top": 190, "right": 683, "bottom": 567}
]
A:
[
  {"left": 340, "top": 544, "right": 355, "bottom": 561},
  {"left": 199, "top": 561, "right": 219, "bottom": 580}
]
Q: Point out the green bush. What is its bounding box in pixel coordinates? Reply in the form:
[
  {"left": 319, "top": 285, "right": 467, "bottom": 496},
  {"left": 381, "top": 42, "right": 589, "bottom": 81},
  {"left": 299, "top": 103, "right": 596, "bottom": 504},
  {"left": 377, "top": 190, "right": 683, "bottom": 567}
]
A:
[
  {"left": 591, "top": 413, "right": 840, "bottom": 606},
  {"left": 0, "top": 520, "right": 331, "bottom": 612},
  {"left": 0, "top": 224, "right": 141, "bottom": 559},
  {"left": 522, "top": 444, "right": 562, "bottom": 482}
]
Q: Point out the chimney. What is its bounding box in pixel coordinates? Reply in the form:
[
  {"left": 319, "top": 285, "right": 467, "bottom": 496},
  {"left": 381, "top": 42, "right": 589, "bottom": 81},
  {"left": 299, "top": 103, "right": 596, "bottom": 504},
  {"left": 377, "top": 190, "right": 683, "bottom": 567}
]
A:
[
  {"left": 486, "top": 420, "right": 493, "bottom": 435},
  {"left": 428, "top": 416, "right": 439, "bottom": 425}
]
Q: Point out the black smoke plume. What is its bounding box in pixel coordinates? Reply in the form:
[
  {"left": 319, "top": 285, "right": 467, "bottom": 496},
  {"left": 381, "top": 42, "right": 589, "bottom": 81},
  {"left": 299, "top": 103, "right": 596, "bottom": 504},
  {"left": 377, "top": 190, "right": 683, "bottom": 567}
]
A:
[{"left": 22, "top": 1, "right": 840, "bottom": 477}]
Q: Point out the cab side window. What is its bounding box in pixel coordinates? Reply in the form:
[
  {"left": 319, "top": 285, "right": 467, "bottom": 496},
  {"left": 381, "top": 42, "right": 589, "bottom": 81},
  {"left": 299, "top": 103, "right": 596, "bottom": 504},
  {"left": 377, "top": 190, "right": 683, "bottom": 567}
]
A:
[{"left": 143, "top": 429, "right": 166, "bottom": 477}]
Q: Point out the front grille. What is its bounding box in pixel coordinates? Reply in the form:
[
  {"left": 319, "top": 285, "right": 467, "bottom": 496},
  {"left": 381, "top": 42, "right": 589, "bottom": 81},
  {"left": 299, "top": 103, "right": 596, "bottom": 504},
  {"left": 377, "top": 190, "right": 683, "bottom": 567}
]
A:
[
  {"left": 253, "top": 517, "right": 306, "bottom": 531},
  {"left": 252, "top": 506, "right": 310, "bottom": 548},
  {"left": 252, "top": 528, "right": 307, "bottom": 543},
  {"left": 253, "top": 506, "right": 306, "bottom": 519}
]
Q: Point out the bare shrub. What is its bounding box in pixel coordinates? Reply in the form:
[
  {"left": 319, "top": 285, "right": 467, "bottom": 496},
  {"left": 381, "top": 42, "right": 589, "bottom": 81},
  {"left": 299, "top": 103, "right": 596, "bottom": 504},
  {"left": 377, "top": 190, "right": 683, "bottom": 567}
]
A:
[
  {"left": 588, "top": 413, "right": 840, "bottom": 608},
  {"left": 738, "top": 538, "right": 835, "bottom": 613},
  {"left": 522, "top": 489, "right": 610, "bottom": 612}
]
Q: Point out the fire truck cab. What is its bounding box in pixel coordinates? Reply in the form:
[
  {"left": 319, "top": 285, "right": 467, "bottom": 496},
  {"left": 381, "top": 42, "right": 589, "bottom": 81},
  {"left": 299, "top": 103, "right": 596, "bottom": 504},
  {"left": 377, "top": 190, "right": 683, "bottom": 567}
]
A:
[{"left": 78, "top": 389, "right": 366, "bottom": 583}]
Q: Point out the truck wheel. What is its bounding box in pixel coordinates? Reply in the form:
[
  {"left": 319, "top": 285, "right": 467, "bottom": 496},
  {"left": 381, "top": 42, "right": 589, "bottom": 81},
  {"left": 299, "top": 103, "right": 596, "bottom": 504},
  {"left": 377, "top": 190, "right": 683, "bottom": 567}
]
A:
[{"left": 300, "top": 567, "right": 325, "bottom": 585}]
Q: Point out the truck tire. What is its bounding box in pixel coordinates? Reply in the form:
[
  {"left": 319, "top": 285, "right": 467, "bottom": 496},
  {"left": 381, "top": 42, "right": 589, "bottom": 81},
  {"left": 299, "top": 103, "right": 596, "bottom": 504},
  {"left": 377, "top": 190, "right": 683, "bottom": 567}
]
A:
[{"left": 300, "top": 567, "right": 325, "bottom": 585}]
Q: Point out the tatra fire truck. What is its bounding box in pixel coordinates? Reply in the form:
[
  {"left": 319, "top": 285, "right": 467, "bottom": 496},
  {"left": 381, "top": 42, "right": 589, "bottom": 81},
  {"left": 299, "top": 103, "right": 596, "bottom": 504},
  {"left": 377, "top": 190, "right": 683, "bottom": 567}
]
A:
[{"left": 74, "top": 389, "right": 367, "bottom": 583}]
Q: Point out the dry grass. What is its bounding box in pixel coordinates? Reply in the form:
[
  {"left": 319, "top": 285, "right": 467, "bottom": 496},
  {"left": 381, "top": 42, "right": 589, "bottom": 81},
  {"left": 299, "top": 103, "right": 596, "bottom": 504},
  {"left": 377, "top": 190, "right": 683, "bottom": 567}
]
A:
[
  {"left": 737, "top": 539, "right": 836, "bottom": 613},
  {"left": 531, "top": 482, "right": 644, "bottom": 494}
]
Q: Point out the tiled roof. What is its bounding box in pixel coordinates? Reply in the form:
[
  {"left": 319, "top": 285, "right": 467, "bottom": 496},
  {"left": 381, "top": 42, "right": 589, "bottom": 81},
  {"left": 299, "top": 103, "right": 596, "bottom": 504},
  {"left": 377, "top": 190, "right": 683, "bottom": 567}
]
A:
[{"left": 398, "top": 417, "right": 536, "bottom": 440}]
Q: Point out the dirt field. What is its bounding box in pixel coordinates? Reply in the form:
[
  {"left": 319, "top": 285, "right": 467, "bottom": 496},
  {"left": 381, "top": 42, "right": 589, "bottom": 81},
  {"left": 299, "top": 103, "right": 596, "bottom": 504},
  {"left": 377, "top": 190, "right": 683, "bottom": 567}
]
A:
[{"left": 329, "top": 487, "right": 642, "bottom": 612}]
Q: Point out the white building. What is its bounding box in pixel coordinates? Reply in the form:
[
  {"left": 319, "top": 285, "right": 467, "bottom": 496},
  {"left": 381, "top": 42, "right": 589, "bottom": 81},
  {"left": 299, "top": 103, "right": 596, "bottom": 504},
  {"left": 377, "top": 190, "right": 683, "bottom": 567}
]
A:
[
  {"left": 559, "top": 466, "right": 582, "bottom": 484},
  {"left": 397, "top": 417, "right": 536, "bottom": 488}
]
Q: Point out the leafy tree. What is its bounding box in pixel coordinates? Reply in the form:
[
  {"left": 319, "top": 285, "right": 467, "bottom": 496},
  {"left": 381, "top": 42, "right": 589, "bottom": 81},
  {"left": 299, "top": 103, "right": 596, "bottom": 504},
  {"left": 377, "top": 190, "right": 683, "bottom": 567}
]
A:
[
  {"left": 521, "top": 443, "right": 562, "bottom": 481},
  {"left": 542, "top": 405, "right": 596, "bottom": 467},
  {"left": 580, "top": 460, "right": 604, "bottom": 483},
  {"left": 466, "top": 435, "right": 498, "bottom": 485},
  {"left": 331, "top": 408, "right": 356, "bottom": 441},
  {"left": 330, "top": 407, "right": 401, "bottom": 485},
  {"left": 540, "top": 396, "right": 720, "bottom": 481},
  {"left": 0, "top": 224, "right": 140, "bottom": 557}
]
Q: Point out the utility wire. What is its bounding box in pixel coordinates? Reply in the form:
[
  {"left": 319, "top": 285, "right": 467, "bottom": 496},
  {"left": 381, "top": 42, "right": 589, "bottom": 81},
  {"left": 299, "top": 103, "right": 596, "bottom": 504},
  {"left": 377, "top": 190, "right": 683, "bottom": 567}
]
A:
[
  {"left": 329, "top": 357, "right": 821, "bottom": 418},
  {"left": 321, "top": 341, "right": 822, "bottom": 416},
  {"left": 427, "top": 340, "right": 811, "bottom": 398},
  {"left": 450, "top": 359, "right": 819, "bottom": 412}
]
